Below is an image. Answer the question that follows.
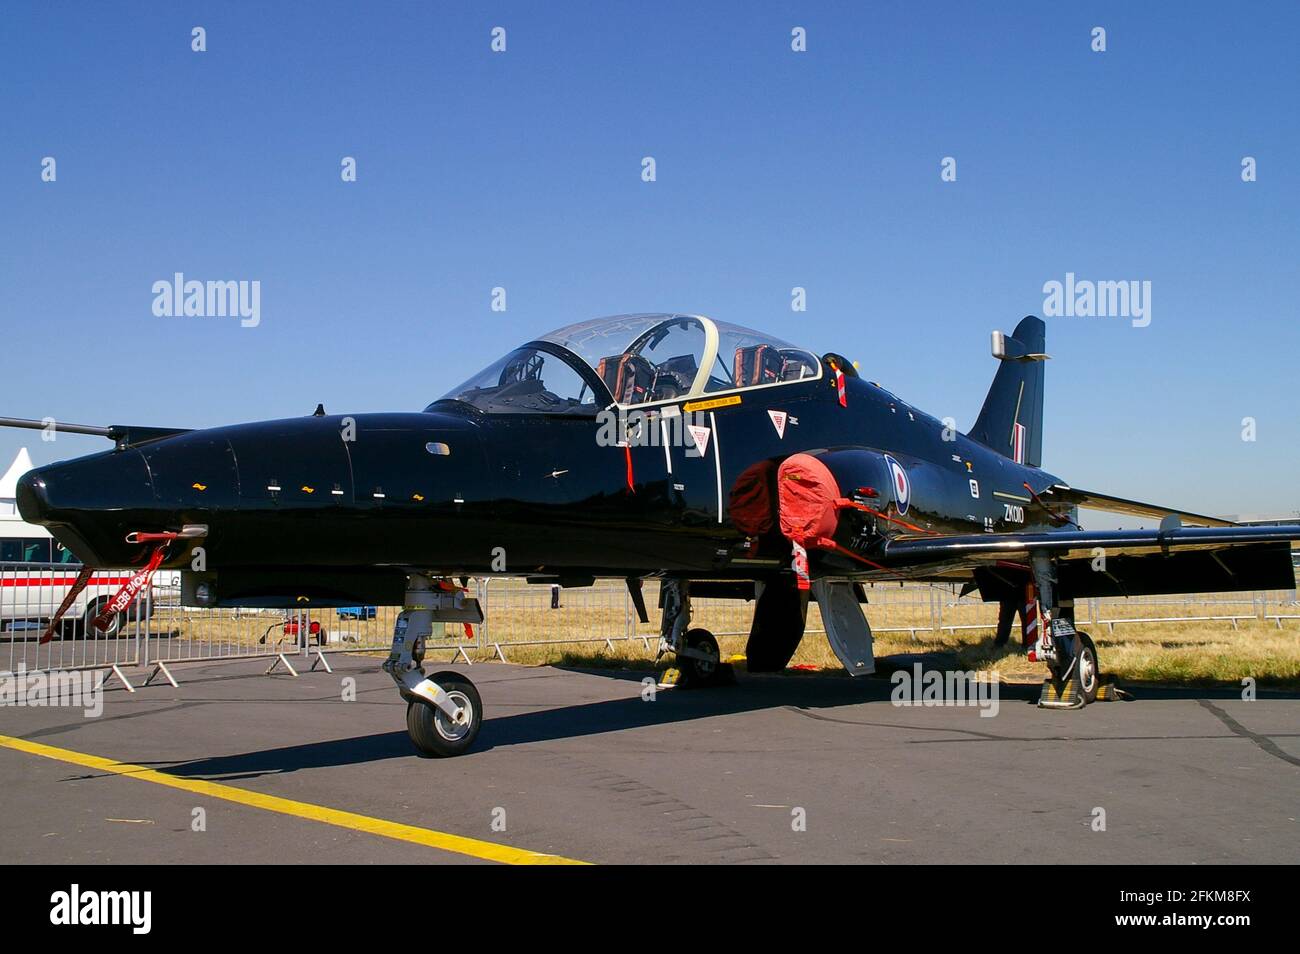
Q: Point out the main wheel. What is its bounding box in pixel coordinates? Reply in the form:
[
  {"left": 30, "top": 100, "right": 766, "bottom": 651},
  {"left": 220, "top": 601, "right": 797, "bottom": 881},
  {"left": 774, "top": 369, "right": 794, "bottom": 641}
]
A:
[
  {"left": 745, "top": 577, "right": 809, "bottom": 671},
  {"left": 1076, "top": 631, "right": 1100, "bottom": 704},
  {"left": 993, "top": 599, "right": 1016, "bottom": 647},
  {"left": 679, "top": 628, "right": 722, "bottom": 687},
  {"left": 405, "top": 671, "right": 482, "bottom": 757}
]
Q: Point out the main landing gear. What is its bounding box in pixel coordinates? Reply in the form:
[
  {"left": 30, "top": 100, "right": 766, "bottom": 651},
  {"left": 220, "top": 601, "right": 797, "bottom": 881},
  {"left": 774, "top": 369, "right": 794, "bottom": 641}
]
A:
[
  {"left": 383, "top": 574, "right": 485, "bottom": 757},
  {"left": 1027, "top": 552, "right": 1106, "bottom": 709},
  {"left": 657, "top": 580, "right": 727, "bottom": 688}
]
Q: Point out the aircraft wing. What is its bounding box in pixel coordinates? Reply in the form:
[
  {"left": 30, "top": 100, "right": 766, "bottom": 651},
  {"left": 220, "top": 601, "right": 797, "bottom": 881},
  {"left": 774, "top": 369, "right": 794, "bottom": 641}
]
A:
[
  {"left": 883, "top": 524, "right": 1300, "bottom": 562},
  {"left": 878, "top": 524, "right": 1300, "bottom": 598},
  {"left": 1036, "top": 484, "right": 1236, "bottom": 528}
]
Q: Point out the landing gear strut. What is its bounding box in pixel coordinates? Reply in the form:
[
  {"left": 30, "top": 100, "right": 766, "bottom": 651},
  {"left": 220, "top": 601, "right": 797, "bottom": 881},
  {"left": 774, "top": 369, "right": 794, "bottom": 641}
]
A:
[
  {"left": 657, "top": 580, "right": 725, "bottom": 687},
  {"left": 383, "top": 573, "right": 484, "bottom": 757},
  {"left": 1029, "top": 552, "right": 1103, "bottom": 709}
]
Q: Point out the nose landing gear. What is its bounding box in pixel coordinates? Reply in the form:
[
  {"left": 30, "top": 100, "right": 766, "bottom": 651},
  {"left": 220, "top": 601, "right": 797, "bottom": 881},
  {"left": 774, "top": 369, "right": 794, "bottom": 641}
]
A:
[
  {"left": 656, "top": 580, "right": 728, "bottom": 688},
  {"left": 383, "top": 573, "right": 485, "bottom": 757}
]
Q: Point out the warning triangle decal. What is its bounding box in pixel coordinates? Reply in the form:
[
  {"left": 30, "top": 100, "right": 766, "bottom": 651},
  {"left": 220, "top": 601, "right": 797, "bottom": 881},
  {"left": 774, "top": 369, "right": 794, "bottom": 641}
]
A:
[{"left": 768, "top": 410, "right": 788, "bottom": 439}]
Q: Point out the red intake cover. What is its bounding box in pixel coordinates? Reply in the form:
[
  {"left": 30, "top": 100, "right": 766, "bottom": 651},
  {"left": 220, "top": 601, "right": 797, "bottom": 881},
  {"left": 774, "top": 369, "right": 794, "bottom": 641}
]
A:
[{"left": 777, "top": 453, "right": 841, "bottom": 545}]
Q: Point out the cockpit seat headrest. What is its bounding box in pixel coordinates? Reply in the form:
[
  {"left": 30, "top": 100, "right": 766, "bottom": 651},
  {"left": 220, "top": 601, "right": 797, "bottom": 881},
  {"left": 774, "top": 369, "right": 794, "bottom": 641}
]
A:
[
  {"left": 733, "top": 344, "right": 784, "bottom": 388},
  {"left": 596, "top": 353, "right": 656, "bottom": 404}
]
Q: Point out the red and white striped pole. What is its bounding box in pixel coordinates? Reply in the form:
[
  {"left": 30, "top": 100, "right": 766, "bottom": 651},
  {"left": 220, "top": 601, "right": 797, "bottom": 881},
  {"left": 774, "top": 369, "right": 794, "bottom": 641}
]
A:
[{"left": 1022, "top": 581, "right": 1044, "bottom": 659}]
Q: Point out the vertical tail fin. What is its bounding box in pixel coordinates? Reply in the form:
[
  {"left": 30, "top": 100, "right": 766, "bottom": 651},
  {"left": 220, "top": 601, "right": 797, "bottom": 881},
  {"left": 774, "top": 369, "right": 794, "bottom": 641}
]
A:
[{"left": 968, "top": 316, "right": 1046, "bottom": 468}]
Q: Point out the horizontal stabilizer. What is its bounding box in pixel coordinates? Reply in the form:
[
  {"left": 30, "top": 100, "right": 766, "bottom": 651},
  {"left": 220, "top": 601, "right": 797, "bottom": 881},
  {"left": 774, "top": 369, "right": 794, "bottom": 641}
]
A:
[
  {"left": 991, "top": 329, "right": 1049, "bottom": 362},
  {"left": 1041, "top": 485, "right": 1235, "bottom": 528}
]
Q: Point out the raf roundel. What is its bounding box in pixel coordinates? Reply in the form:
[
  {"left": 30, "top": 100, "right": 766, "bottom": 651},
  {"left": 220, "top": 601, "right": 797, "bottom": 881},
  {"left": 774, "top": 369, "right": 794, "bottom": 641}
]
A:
[{"left": 884, "top": 454, "right": 911, "bottom": 515}]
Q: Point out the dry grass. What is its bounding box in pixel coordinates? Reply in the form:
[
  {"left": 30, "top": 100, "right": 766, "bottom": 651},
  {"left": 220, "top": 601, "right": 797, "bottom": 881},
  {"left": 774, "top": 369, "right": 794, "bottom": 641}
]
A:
[
  {"left": 486, "top": 618, "right": 1300, "bottom": 689},
  {"left": 135, "top": 580, "right": 1300, "bottom": 689}
]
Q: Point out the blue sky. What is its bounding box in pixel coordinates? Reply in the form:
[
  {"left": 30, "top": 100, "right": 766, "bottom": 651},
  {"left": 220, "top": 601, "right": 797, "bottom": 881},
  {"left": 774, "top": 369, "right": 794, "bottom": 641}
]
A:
[{"left": 2, "top": 1, "right": 1297, "bottom": 518}]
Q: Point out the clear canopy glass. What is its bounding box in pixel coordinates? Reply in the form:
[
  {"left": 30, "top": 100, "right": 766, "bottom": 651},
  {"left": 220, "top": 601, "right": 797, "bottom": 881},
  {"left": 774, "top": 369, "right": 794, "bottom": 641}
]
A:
[{"left": 434, "top": 314, "right": 822, "bottom": 414}]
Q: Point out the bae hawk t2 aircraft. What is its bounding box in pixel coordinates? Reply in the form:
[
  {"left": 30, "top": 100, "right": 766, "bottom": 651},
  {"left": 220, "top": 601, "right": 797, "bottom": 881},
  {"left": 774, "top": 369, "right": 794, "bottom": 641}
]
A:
[{"left": 8, "top": 313, "right": 1300, "bottom": 755}]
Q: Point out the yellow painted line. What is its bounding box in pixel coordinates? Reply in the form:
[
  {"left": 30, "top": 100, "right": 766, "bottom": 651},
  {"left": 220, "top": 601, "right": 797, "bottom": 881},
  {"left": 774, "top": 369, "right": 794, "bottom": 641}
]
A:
[{"left": 0, "top": 734, "right": 588, "bottom": 866}]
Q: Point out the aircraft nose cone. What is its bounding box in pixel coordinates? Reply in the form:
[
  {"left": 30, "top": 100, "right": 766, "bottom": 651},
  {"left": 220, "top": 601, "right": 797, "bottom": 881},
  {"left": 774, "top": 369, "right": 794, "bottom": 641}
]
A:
[
  {"left": 14, "top": 469, "right": 50, "bottom": 525},
  {"left": 11, "top": 449, "right": 158, "bottom": 566}
]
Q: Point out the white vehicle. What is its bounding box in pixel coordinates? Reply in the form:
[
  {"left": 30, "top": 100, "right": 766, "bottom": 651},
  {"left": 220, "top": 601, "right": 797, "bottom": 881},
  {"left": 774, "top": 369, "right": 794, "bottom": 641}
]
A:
[{"left": 1, "top": 448, "right": 175, "bottom": 638}]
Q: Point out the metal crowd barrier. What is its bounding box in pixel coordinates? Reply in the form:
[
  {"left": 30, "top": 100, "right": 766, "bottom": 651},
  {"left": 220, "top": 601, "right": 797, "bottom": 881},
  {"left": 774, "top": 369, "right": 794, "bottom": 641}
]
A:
[
  {"left": 1, "top": 562, "right": 144, "bottom": 683},
  {"left": 2, "top": 561, "right": 1296, "bottom": 685}
]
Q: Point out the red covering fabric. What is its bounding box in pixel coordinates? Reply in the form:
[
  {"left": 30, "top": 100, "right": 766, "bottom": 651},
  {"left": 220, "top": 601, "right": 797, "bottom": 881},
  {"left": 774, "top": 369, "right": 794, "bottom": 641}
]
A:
[
  {"left": 777, "top": 453, "right": 841, "bottom": 545},
  {"left": 729, "top": 459, "right": 778, "bottom": 536}
]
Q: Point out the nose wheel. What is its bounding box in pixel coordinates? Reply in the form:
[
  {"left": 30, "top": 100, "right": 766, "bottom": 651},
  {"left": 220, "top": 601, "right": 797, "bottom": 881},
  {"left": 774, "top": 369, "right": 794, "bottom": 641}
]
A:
[
  {"left": 384, "top": 573, "right": 486, "bottom": 758},
  {"left": 678, "top": 628, "right": 723, "bottom": 687},
  {"left": 406, "top": 671, "right": 483, "bottom": 758}
]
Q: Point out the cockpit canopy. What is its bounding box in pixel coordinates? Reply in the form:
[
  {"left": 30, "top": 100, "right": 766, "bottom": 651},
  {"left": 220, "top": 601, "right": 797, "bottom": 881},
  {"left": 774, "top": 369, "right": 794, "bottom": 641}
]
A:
[{"left": 433, "top": 313, "right": 822, "bottom": 415}]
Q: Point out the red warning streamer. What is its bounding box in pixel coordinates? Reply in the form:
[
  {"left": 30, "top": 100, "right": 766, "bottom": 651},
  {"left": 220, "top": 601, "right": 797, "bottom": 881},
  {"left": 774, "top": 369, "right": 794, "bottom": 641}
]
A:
[
  {"left": 834, "top": 497, "right": 938, "bottom": 536},
  {"left": 434, "top": 578, "right": 475, "bottom": 640},
  {"left": 39, "top": 567, "right": 95, "bottom": 644},
  {"left": 91, "top": 543, "right": 168, "bottom": 634},
  {"left": 829, "top": 360, "right": 847, "bottom": 407},
  {"left": 791, "top": 541, "right": 810, "bottom": 591},
  {"left": 812, "top": 536, "right": 909, "bottom": 582}
]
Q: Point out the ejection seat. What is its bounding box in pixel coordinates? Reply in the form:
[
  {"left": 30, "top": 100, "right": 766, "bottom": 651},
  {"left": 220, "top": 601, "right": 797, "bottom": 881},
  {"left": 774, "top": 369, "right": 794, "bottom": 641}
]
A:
[
  {"left": 596, "top": 353, "right": 656, "bottom": 404},
  {"left": 733, "top": 344, "right": 785, "bottom": 387}
]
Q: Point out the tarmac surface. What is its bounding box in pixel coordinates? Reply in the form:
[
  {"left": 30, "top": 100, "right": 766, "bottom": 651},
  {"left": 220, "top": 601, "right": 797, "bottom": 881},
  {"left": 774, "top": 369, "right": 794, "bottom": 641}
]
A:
[{"left": 1, "top": 653, "right": 1297, "bottom": 864}]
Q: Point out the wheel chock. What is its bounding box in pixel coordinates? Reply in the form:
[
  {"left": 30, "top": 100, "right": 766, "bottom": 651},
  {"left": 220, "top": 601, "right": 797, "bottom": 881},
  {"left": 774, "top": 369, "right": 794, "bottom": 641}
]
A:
[
  {"left": 1038, "top": 677, "right": 1085, "bottom": 709},
  {"left": 659, "top": 662, "right": 736, "bottom": 690},
  {"left": 1039, "top": 675, "right": 1132, "bottom": 708},
  {"left": 1094, "top": 678, "right": 1133, "bottom": 701}
]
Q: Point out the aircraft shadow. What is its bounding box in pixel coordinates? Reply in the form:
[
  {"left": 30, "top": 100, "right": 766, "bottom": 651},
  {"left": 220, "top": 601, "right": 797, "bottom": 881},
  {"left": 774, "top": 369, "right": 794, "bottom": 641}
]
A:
[
  {"left": 139, "top": 662, "right": 1300, "bottom": 782},
  {"left": 147, "top": 676, "right": 905, "bottom": 780}
]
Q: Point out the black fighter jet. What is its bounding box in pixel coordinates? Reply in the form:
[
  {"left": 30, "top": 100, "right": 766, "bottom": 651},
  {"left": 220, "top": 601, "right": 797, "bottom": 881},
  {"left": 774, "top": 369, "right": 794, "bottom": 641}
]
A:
[{"left": 7, "top": 313, "right": 1300, "bottom": 755}]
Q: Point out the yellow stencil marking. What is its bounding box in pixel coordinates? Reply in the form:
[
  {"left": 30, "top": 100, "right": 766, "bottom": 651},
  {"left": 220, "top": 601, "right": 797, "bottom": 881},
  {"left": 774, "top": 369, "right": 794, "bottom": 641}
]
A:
[{"left": 683, "top": 395, "right": 741, "bottom": 412}]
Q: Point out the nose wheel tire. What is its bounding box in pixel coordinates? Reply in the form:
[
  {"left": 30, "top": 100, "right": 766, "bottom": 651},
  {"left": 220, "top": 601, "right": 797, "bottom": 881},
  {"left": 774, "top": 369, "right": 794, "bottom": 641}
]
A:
[
  {"left": 680, "top": 628, "right": 722, "bottom": 687},
  {"left": 405, "top": 671, "right": 483, "bottom": 758}
]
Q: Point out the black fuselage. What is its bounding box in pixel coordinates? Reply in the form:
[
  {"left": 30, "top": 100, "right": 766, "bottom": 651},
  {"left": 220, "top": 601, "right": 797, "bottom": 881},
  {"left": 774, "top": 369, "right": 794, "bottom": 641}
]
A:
[{"left": 18, "top": 369, "right": 1060, "bottom": 591}]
